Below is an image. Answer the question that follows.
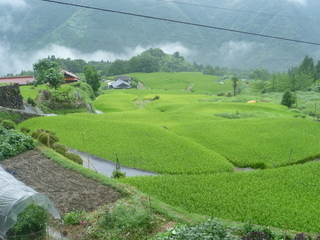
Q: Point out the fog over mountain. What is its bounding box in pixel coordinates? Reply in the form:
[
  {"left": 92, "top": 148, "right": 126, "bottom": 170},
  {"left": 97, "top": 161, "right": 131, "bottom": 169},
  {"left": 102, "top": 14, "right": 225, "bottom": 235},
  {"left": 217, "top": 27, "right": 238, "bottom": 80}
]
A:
[{"left": 1, "top": 0, "right": 320, "bottom": 76}]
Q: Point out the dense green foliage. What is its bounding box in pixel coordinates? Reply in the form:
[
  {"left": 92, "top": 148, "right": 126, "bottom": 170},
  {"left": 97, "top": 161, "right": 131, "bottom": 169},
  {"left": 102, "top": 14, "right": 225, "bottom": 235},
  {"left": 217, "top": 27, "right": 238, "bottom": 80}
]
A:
[
  {"left": 0, "top": 126, "right": 35, "bottom": 160},
  {"left": 84, "top": 65, "right": 100, "bottom": 94},
  {"left": 155, "top": 218, "right": 240, "bottom": 240},
  {"left": 33, "top": 59, "right": 65, "bottom": 89},
  {"left": 281, "top": 90, "right": 294, "bottom": 108}
]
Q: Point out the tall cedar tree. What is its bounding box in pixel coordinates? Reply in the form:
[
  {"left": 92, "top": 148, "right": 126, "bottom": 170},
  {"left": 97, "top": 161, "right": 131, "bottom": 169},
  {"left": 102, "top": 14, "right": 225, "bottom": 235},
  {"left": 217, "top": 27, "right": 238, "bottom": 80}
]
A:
[
  {"left": 281, "top": 90, "right": 294, "bottom": 108},
  {"left": 84, "top": 65, "right": 100, "bottom": 94},
  {"left": 231, "top": 76, "right": 239, "bottom": 96}
]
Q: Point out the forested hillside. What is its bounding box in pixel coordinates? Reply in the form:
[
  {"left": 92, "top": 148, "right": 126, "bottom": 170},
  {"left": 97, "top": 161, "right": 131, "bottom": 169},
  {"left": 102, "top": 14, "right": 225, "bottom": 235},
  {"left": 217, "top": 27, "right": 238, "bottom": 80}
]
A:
[{"left": 1, "top": 0, "right": 320, "bottom": 75}]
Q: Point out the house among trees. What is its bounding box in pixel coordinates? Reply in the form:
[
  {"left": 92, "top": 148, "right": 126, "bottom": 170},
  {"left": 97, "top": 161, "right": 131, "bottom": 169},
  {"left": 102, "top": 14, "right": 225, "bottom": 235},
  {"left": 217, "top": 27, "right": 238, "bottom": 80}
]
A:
[
  {"left": 62, "top": 70, "right": 80, "bottom": 84},
  {"left": 0, "top": 70, "right": 79, "bottom": 86},
  {"left": 0, "top": 76, "right": 36, "bottom": 85},
  {"left": 108, "top": 75, "right": 132, "bottom": 89}
]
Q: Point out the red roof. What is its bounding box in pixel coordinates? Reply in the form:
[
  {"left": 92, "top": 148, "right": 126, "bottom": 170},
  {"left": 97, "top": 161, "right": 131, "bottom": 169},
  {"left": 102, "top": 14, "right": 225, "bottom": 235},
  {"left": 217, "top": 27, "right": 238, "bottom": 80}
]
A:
[{"left": 0, "top": 76, "right": 36, "bottom": 85}]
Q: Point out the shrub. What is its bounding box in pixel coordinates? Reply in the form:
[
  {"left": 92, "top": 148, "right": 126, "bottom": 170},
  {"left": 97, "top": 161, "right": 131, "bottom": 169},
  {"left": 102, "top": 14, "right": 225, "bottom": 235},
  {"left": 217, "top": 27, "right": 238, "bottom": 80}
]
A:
[
  {"left": 31, "top": 129, "right": 59, "bottom": 147},
  {"left": 20, "top": 127, "right": 30, "bottom": 134},
  {"left": 103, "top": 204, "right": 155, "bottom": 236},
  {"left": 242, "top": 231, "right": 273, "bottom": 240},
  {"left": 6, "top": 202, "right": 49, "bottom": 240},
  {"left": 27, "top": 97, "right": 36, "bottom": 107},
  {"left": 241, "top": 221, "right": 275, "bottom": 240},
  {"left": 2, "top": 120, "right": 16, "bottom": 129},
  {"left": 156, "top": 218, "right": 239, "bottom": 240},
  {"left": 63, "top": 210, "right": 87, "bottom": 225},
  {"left": 52, "top": 143, "right": 68, "bottom": 155},
  {"left": 64, "top": 152, "right": 83, "bottom": 165},
  {"left": 111, "top": 170, "right": 126, "bottom": 179},
  {"left": 281, "top": 90, "right": 294, "bottom": 108},
  {"left": 37, "top": 132, "right": 58, "bottom": 147},
  {"left": 111, "top": 154, "right": 126, "bottom": 179},
  {"left": 226, "top": 92, "right": 233, "bottom": 97},
  {"left": 153, "top": 95, "right": 160, "bottom": 100},
  {"left": 0, "top": 126, "right": 35, "bottom": 160}
]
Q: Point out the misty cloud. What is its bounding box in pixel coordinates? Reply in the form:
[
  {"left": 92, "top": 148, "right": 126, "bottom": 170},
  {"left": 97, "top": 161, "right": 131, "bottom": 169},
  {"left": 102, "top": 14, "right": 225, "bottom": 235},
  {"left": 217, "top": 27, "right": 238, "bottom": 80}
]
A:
[
  {"left": 218, "top": 41, "right": 258, "bottom": 68},
  {"left": 0, "top": 42, "right": 192, "bottom": 76},
  {"left": 285, "top": 0, "right": 307, "bottom": 4},
  {"left": 227, "top": 0, "right": 307, "bottom": 5},
  {"left": 0, "top": 0, "right": 27, "bottom": 8}
]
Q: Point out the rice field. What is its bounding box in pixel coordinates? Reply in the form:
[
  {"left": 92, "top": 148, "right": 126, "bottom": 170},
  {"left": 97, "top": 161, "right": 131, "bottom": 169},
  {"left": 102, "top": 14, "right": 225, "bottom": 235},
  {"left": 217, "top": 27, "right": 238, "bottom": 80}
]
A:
[
  {"left": 119, "top": 161, "right": 320, "bottom": 233},
  {"left": 172, "top": 117, "right": 320, "bottom": 168},
  {"left": 17, "top": 74, "right": 320, "bottom": 233},
  {"left": 18, "top": 114, "right": 233, "bottom": 174},
  {"left": 129, "top": 72, "right": 230, "bottom": 94}
]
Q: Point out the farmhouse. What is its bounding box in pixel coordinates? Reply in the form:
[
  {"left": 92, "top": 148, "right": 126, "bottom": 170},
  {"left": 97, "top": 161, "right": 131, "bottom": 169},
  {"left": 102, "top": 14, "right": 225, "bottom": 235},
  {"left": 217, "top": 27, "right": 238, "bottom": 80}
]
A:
[
  {"left": 109, "top": 75, "right": 132, "bottom": 89},
  {"left": 0, "top": 76, "right": 36, "bottom": 85},
  {"left": 62, "top": 70, "right": 80, "bottom": 84}
]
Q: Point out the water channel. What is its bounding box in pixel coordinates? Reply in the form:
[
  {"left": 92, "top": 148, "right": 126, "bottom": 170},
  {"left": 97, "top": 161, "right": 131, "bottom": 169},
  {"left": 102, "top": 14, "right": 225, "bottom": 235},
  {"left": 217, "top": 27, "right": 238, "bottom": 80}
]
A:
[{"left": 67, "top": 149, "right": 159, "bottom": 177}]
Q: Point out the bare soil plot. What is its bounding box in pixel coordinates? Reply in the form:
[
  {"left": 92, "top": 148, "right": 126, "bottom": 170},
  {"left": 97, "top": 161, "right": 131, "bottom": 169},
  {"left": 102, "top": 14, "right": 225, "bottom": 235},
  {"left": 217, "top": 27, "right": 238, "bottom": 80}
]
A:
[{"left": 0, "top": 150, "right": 122, "bottom": 216}]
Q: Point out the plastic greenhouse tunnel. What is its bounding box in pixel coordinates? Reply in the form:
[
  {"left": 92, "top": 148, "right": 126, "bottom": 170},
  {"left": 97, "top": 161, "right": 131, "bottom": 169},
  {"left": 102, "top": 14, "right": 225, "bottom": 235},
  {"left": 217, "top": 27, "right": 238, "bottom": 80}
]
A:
[{"left": 0, "top": 165, "right": 60, "bottom": 239}]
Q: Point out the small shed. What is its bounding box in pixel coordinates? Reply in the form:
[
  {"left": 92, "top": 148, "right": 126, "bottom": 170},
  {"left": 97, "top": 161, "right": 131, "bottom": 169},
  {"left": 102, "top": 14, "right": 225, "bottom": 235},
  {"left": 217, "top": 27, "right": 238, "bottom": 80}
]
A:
[{"left": 0, "top": 165, "right": 60, "bottom": 239}]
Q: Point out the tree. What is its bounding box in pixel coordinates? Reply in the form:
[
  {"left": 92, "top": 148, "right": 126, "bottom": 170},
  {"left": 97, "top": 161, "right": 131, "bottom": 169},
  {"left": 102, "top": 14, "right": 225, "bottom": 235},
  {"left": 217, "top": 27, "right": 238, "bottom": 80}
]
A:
[
  {"left": 281, "top": 90, "right": 294, "bottom": 108},
  {"left": 33, "top": 59, "right": 65, "bottom": 89},
  {"left": 84, "top": 65, "right": 100, "bottom": 94},
  {"left": 108, "top": 59, "right": 127, "bottom": 76},
  {"left": 231, "top": 76, "right": 239, "bottom": 96}
]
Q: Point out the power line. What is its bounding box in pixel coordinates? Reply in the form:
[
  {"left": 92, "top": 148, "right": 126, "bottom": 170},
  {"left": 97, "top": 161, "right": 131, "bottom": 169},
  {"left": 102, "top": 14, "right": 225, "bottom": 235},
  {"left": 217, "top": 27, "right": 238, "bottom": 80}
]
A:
[
  {"left": 39, "top": 0, "right": 320, "bottom": 46},
  {"left": 156, "top": 0, "right": 307, "bottom": 20},
  {"left": 156, "top": 0, "right": 278, "bottom": 18}
]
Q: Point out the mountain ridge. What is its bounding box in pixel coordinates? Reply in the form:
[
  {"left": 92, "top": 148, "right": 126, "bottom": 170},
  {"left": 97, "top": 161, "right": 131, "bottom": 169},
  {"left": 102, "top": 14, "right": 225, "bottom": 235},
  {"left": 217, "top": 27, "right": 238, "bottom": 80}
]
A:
[{"left": 1, "top": 0, "right": 320, "bottom": 75}]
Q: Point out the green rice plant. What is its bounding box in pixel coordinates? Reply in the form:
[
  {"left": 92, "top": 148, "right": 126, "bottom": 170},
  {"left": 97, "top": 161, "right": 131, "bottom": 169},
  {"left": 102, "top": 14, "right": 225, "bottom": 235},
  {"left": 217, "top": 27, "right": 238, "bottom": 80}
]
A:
[
  {"left": 19, "top": 85, "right": 41, "bottom": 101},
  {"left": 119, "top": 161, "right": 320, "bottom": 233},
  {"left": 128, "top": 72, "right": 229, "bottom": 94},
  {"left": 93, "top": 92, "right": 138, "bottom": 112},
  {"left": 172, "top": 117, "right": 320, "bottom": 168},
  {"left": 18, "top": 115, "right": 233, "bottom": 174}
]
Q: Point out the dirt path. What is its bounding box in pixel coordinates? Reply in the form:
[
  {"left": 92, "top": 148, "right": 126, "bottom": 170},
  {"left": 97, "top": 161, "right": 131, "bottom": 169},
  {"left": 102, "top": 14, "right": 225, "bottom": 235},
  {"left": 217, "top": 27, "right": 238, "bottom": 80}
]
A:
[{"left": 0, "top": 150, "right": 122, "bottom": 216}]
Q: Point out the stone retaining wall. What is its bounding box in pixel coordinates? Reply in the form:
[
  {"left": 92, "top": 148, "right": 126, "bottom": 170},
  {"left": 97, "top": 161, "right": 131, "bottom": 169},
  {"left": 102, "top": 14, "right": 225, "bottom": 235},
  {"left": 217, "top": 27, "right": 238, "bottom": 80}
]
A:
[{"left": 0, "top": 84, "right": 24, "bottom": 109}]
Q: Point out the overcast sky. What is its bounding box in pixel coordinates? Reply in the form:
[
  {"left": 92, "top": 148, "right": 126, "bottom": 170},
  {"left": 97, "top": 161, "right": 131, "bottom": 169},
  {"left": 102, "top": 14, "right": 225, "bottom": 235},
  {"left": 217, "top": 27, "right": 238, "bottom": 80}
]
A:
[{"left": 0, "top": 0, "right": 27, "bottom": 8}]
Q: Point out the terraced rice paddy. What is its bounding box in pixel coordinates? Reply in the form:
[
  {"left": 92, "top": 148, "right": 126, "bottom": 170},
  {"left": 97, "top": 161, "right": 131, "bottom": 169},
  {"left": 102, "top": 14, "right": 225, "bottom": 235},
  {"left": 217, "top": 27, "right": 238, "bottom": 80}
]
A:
[{"left": 18, "top": 72, "right": 320, "bottom": 233}]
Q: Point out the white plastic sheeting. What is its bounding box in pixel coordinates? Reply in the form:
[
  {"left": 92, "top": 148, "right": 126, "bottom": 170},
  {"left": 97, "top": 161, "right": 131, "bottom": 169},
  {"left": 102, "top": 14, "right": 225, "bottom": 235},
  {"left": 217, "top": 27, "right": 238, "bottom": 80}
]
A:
[{"left": 0, "top": 165, "right": 60, "bottom": 239}]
